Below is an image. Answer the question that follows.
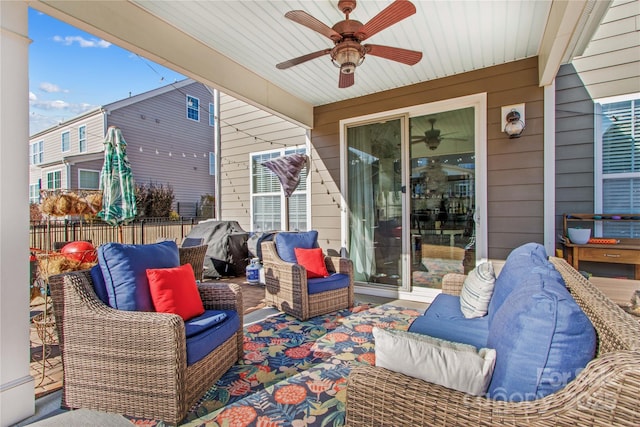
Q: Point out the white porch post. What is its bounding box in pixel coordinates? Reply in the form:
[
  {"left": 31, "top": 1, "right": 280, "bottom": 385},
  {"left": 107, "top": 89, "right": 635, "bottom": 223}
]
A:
[
  {"left": 544, "top": 81, "right": 557, "bottom": 256},
  {"left": 0, "top": 1, "right": 35, "bottom": 426}
]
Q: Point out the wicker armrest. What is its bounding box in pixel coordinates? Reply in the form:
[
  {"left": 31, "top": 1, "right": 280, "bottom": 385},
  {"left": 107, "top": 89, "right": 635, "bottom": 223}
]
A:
[
  {"left": 197, "top": 282, "right": 243, "bottom": 320},
  {"left": 324, "top": 255, "right": 353, "bottom": 276},
  {"left": 441, "top": 273, "right": 467, "bottom": 295},
  {"left": 347, "top": 350, "right": 640, "bottom": 426}
]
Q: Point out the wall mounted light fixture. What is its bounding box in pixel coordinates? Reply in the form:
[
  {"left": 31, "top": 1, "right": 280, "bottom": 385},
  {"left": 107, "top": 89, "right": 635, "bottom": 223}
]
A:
[{"left": 501, "top": 103, "right": 525, "bottom": 138}]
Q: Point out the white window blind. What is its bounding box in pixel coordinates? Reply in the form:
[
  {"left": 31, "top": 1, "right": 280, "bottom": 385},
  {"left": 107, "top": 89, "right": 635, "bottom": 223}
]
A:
[
  {"left": 61, "top": 131, "right": 70, "bottom": 152},
  {"left": 250, "top": 147, "right": 308, "bottom": 232},
  {"left": 79, "top": 170, "right": 99, "bottom": 189},
  {"left": 599, "top": 96, "right": 640, "bottom": 238},
  {"left": 29, "top": 183, "right": 40, "bottom": 204},
  {"left": 30, "top": 141, "right": 43, "bottom": 165}
]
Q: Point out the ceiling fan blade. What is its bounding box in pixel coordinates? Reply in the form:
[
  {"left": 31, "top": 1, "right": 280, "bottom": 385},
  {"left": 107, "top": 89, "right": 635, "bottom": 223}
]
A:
[
  {"left": 356, "top": 0, "right": 416, "bottom": 41},
  {"left": 276, "top": 49, "right": 332, "bottom": 69},
  {"left": 365, "top": 44, "right": 422, "bottom": 65},
  {"left": 339, "top": 72, "right": 355, "bottom": 88},
  {"left": 285, "top": 10, "right": 342, "bottom": 41}
]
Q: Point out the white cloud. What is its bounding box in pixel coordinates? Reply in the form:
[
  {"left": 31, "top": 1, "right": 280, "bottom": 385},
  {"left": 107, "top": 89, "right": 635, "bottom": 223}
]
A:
[
  {"left": 39, "top": 82, "right": 68, "bottom": 93},
  {"left": 29, "top": 91, "right": 37, "bottom": 101},
  {"left": 52, "top": 35, "right": 111, "bottom": 48},
  {"left": 31, "top": 99, "right": 69, "bottom": 110}
]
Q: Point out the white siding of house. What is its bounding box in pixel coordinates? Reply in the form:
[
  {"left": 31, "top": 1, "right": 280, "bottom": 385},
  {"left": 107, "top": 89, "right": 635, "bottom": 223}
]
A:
[
  {"left": 29, "top": 111, "right": 104, "bottom": 166},
  {"left": 218, "top": 93, "right": 307, "bottom": 232}
]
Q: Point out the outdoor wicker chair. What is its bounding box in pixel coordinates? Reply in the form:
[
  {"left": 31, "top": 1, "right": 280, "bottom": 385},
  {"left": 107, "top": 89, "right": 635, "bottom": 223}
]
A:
[
  {"left": 346, "top": 257, "right": 640, "bottom": 426},
  {"left": 179, "top": 244, "right": 208, "bottom": 281},
  {"left": 48, "top": 268, "right": 243, "bottom": 424},
  {"left": 261, "top": 235, "right": 354, "bottom": 321}
]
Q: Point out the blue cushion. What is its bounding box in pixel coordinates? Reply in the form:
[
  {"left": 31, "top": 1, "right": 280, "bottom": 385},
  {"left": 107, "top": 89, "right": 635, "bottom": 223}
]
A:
[
  {"left": 486, "top": 270, "right": 596, "bottom": 401},
  {"left": 184, "top": 310, "right": 228, "bottom": 338},
  {"left": 307, "top": 273, "right": 350, "bottom": 295},
  {"left": 408, "top": 294, "right": 489, "bottom": 349},
  {"left": 90, "top": 264, "right": 109, "bottom": 305},
  {"left": 488, "top": 244, "right": 553, "bottom": 324},
  {"left": 186, "top": 310, "right": 239, "bottom": 366},
  {"left": 98, "top": 241, "right": 180, "bottom": 311},
  {"left": 275, "top": 230, "right": 318, "bottom": 263}
]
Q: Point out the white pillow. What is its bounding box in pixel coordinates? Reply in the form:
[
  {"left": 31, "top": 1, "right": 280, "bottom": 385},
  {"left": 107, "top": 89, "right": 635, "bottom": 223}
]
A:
[
  {"left": 373, "top": 327, "right": 496, "bottom": 396},
  {"left": 460, "top": 261, "right": 496, "bottom": 318}
]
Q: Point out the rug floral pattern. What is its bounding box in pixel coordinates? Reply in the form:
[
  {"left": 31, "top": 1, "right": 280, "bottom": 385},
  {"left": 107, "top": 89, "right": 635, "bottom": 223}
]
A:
[{"left": 130, "top": 304, "right": 420, "bottom": 426}]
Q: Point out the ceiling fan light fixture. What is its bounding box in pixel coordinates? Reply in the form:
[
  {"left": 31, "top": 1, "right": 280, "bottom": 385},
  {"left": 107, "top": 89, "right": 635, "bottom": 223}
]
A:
[
  {"left": 426, "top": 138, "right": 440, "bottom": 150},
  {"left": 331, "top": 41, "right": 365, "bottom": 72}
]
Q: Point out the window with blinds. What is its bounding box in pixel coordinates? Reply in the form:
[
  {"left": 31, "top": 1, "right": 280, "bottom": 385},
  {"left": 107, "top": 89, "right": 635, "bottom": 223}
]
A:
[
  {"left": 251, "top": 147, "right": 308, "bottom": 232},
  {"left": 599, "top": 96, "right": 640, "bottom": 238}
]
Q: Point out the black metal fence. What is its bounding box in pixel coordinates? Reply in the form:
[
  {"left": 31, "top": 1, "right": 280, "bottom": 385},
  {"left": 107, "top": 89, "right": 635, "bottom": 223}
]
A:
[{"left": 30, "top": 217, "right": 206, "bottom": 251}]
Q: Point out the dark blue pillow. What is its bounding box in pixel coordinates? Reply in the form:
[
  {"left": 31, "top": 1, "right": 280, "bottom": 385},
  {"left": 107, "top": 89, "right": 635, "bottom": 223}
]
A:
[
  {"left": 98, "top": 241, "right": 180, "bottom": 311},
  {"left": 486, "top": 270, "right": 596, "bottom": 401},
  {"left": 90, "top": 264, "right": 109, "bottom": 305},
  {"left": 275, "top": 230, "right": 318, "bottom": 263}
]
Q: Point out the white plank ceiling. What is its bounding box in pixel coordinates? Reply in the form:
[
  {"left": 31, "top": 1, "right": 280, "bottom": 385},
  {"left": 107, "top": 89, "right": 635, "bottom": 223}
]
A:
[{"left": 133, "top": 0, "right": 556, "bottom": 106}]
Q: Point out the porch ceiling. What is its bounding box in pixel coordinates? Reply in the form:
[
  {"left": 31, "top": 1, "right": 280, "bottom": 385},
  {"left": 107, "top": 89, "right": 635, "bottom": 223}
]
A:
[{"left": 30, "top": 0, "right": 611, "bottom": 127}]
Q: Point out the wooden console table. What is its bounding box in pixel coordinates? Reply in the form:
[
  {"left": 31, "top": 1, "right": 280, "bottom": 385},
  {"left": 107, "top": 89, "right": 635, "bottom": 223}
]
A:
[
  {"left": 563, "top": 213, "right": 640, "bottom": 279},
  {"left": 564, "top": 240, "right": 640, "bottom": 279}
]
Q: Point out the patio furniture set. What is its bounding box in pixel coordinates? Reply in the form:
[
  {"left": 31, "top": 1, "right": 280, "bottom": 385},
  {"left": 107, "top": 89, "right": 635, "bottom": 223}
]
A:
[{"left": 46, "top": 233, "right": 639, "bottom": 425}]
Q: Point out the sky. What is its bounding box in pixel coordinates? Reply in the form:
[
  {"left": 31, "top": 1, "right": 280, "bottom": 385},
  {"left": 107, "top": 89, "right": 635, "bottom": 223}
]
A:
[{"left": 29, "top": 8, "right": 186, "bottom": 135}]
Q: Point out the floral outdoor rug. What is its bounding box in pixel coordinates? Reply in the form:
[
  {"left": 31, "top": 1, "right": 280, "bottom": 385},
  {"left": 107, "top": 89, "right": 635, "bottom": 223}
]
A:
[{"left": 129, "top": 304, "right": 421, "bottom": 426}]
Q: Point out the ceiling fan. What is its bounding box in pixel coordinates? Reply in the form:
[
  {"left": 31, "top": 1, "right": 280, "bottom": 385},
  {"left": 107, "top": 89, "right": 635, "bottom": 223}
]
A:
[
  {"left": 276, "top": 0, "right": 423, "bottom": 88},
  {"left": 411, "top": 118, "right": 466, "bottom": 151}
]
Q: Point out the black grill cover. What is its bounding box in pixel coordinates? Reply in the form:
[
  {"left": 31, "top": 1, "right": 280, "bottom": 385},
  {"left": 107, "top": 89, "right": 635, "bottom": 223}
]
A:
[{"left": 184, "top": 220, "right": 249, "bottom": 278}]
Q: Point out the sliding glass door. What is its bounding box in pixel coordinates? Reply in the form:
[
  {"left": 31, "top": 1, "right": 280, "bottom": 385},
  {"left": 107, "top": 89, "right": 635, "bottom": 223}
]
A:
[
  {"left": 347, "top": 118, "right": 404, "bottom": 287},
  {"left": 344, "top": 95, "right": 485, "bottom": 295},
  {"left": 409, "top": 107, "right": 476, "bottom": 289}
]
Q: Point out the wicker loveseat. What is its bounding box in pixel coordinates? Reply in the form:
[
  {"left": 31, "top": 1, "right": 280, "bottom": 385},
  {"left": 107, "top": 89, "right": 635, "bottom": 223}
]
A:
[
  {"left": 346, "top": 257, "right": 640, "bottom": 426},
  {"left": 48, "top": 248, "right": 244, "bottom": 424}
]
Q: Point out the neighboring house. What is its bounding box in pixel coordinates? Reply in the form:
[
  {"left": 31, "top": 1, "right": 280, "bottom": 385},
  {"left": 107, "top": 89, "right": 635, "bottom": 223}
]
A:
[{"left": 28, "top": 79, "right": 216, "bottom": 217}]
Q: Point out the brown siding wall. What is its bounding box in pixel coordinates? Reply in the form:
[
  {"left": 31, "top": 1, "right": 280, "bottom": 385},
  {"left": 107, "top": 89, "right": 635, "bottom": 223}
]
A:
[
  {"left": 555, "top": 64, "right": 595, "bottom": 239},
  {"left": 313, "top": 57, "right": 545, "bottom": 259}
]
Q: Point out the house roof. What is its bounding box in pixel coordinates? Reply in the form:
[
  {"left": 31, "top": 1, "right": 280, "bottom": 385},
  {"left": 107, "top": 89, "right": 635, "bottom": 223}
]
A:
[
  {"left": 29, "top": 79, "right": 199, "bottom": 138},
  {"left": 30, "top": 0, "right": 637, "bottom": 128}
]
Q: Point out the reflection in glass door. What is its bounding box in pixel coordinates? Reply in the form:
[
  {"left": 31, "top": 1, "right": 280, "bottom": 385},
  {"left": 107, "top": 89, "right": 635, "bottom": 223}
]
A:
[
  {"left": 347, "top": 118, "right": 403, "bottom": 287},
  {"left": 409, "top": 108, "right": 476, "bottom": 289}
]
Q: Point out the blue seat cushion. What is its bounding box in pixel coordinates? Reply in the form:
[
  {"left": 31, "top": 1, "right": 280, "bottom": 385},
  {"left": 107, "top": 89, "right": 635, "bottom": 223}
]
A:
[
  {"left": 184, "top": 310, "right": 228, "bottom": 338},
  {"left": 486, "top": 270, "right": 596, "bottom": 401},
  {"left": 307, "top": 273, "right": 350, "bottom": 295},
  {"left": 408, "top": 294, "right": 489, "bottom": 349},
  {"left": 275, "top": 231, "right": 319, "bottom": 263},
  {"left": 98, "top": 241, "right": 180, "bottom": 311},
  {"left": 186, "top": 310, "right": 239, "bottom": 366},
  {"left": 90, "top": 264, "right": 109, "bottom": 305},
  {"left": 488, "top": 243, "right": 556, "bottom": 324}
]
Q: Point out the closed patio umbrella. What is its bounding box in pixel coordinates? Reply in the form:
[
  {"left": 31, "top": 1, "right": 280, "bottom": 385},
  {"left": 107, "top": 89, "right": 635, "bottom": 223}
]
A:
[{"left": 98, "top": 126, "right": 137, "bottom": 242}]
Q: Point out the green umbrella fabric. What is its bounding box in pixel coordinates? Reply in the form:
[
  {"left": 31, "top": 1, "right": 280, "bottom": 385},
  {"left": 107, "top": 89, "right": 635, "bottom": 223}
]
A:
[{"left": 98, "top": 126, "right": 137, "bottom": 227}]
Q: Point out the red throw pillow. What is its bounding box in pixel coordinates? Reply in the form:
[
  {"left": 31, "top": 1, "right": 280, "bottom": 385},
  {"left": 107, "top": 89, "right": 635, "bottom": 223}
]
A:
[
  {"left": 146, "top": 263, "right": 205, "bottom": 320},
  {"left": 294, "top": 247, "right": 330, "bottom": 279}
]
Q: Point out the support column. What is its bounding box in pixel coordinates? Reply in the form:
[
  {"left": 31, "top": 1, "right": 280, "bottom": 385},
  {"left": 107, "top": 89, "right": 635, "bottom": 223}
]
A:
[{"left": 0, "top": 2, "right": 35, "bottom": 426}]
